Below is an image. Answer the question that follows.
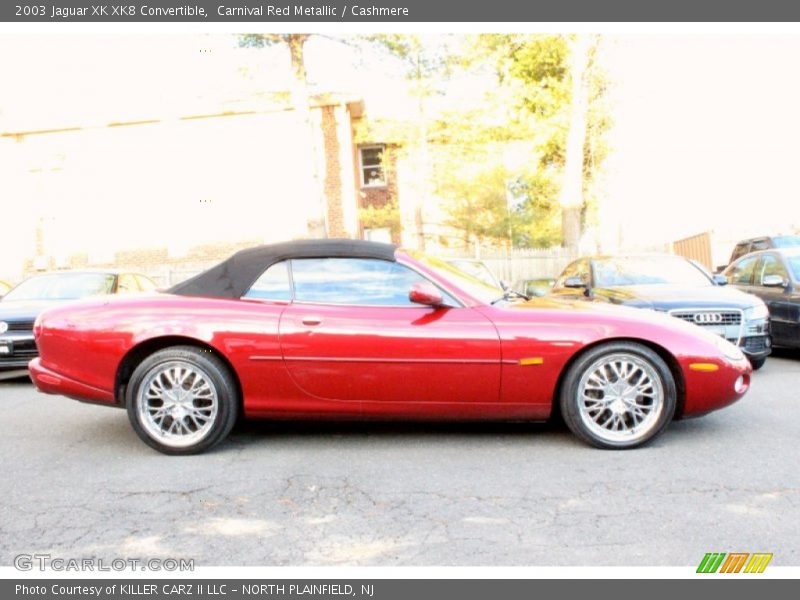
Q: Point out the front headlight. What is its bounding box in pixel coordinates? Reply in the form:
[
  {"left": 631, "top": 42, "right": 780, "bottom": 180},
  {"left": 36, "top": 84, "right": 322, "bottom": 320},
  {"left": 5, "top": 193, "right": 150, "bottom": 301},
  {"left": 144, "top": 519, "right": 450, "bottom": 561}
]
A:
[
  {"left": 745, "top": 302, "right": 770, "bottom": 321},
  {"left": 716, "top": 336, "right": 745, "bottom": 362}
]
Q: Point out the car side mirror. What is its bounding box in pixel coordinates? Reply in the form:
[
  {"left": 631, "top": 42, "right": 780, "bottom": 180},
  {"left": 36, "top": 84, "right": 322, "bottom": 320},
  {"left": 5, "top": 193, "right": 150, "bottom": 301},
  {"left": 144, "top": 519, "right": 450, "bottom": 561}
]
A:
[
  {"left": 712, "top": 274, "right": 728, "bottom": 286},
  {"left": 409, "top": 282, "right": 444, "bottom": 307},
  {"left": 563, "top": 276, "right": 588, "bottom": 289},
  {"left": 762, "top": 274, "right": 787, "bottom": 288}
]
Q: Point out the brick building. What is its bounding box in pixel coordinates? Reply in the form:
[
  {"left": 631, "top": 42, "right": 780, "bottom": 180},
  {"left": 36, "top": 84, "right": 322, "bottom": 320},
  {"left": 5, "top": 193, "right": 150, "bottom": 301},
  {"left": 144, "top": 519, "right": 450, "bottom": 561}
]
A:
[{"left": 1, "top": 93, "right": 399, "bottom": 286}]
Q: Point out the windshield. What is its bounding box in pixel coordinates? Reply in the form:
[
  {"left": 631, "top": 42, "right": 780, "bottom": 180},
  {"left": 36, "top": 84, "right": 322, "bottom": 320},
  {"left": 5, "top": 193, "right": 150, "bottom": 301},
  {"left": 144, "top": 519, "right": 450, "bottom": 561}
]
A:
[
  {"left": 787, "top": 254, "right": 800, "bottom": 281},
  {"left": 3, "top": 273, "right": 116, "bottom": 301},
  {"left": 593, "top": 257, "right": 712, "bottom": 287},
  {"left": 446, "top": 260, "right": 500, "bottom": 288},
  {"left": 773, "top": 235, "right": 800, "bottom": 249},
  {"left": 409, "top": 252, "right": 504, "bottom": 304}
]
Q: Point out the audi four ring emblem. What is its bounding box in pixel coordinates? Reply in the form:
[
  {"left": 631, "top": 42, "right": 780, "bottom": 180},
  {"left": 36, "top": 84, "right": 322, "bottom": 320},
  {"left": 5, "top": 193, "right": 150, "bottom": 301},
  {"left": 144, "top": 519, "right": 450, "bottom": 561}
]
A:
[{"left": 694, "top": 313, "right": 724, "bottom": 324}]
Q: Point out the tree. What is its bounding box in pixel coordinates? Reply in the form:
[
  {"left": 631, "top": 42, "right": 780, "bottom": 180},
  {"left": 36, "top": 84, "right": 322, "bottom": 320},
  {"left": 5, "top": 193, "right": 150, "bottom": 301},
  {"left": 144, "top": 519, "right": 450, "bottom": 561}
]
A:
[
  {"left": 443, "top": 34, "right": 572, "bottom": 249},
  {"left": 355, "top": 34, "right": 608, "bottom": 251},
  {"left": 480, "top": 33, "right": 609, "bottom": 251},
  {"left": 358, "top": 35, "right": 457, "bottom": 250},
  {"left": 559, "top": 35, "right": 591, "bottom": 253},
  {"left": 239, "top": 34, "right": 326, "bottom": 237}
]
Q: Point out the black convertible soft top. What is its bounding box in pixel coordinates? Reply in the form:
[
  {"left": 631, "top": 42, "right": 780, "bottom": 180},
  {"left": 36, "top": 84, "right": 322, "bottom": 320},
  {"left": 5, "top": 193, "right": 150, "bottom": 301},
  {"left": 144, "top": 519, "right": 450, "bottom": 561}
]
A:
[{"left": 168, "top": 239, "right": 398, "bottom": 298}]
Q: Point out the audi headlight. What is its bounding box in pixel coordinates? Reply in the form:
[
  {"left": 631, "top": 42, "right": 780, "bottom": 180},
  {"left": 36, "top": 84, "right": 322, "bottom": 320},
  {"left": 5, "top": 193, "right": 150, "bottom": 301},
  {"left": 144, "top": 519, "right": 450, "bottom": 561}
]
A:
[
  {"left": 745, "top": 302, "right": 770, "bottom": 321},
  {"left": 716, "top": 336, "right": 745, "bottom": 362}
]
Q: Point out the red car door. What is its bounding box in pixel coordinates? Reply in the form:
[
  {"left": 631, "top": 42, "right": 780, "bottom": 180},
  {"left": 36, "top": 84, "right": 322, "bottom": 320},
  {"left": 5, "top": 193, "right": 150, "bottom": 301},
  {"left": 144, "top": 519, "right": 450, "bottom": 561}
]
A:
[{"left": 278, "top": 258, "right": 502, "bottom": 416}]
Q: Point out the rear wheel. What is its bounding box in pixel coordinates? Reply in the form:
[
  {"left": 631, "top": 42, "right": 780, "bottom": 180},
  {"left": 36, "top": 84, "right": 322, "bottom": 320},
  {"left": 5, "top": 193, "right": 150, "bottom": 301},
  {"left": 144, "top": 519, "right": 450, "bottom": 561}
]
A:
[
  {"left": 126, "top": 346, "right": 238, "bottom": 455},
  {"left": 560, "top": 342, "right": 676, "bottom": 449}
]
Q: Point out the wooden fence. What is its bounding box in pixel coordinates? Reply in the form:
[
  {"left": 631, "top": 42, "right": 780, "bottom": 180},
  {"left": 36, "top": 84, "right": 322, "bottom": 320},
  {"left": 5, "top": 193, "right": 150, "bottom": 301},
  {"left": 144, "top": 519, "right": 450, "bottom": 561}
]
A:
[
  {"left": 672, "top": 232, "right": 713, "bottom": 271},
  {"left": 161, "top": 247, "right": 577, "bottom": 288},
  {"left": 440, "top": 247, "right": 577, "bottom": 283}
]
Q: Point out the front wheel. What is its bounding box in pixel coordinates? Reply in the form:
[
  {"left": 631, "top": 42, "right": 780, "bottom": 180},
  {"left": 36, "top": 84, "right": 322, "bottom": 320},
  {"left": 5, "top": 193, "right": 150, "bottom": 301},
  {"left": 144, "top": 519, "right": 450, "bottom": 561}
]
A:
[
  {"left": 560, "top": 342, "right": 677, "bottom": 449},
  {"left": 126, "top": 346, "right": 239, "bottom": 455},
  {"left": 749, "top": 356, "right": 767, "bottom": 371}
]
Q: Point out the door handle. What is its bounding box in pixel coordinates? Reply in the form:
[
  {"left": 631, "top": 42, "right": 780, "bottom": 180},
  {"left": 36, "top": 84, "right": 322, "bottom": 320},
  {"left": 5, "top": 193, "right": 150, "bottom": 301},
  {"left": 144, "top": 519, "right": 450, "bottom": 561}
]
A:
[{"left": 301, "top": 316, "right": 322, "bottom": 326}]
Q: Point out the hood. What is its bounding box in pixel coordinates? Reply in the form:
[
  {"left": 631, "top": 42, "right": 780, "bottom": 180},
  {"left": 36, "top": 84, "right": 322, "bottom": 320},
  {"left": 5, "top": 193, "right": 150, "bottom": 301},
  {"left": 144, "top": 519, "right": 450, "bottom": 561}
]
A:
[
  {"left": 509, "top": 295, "right": 676, "bottom": 321},
  {"left": 0, "top": 299, "right": 64, "bottom": 322},
  {"left": 497, "top": 295, "right": 735, "bottom": 350},
  {"left": 591, "top": 284, "right": 762, "bottom": 311}
]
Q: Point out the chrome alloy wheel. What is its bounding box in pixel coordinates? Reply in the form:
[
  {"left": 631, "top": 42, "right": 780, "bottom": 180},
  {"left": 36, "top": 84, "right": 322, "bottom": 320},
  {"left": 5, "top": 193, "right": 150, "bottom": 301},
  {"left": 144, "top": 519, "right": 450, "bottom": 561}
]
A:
[
  {"left": 136, "top": 360, "right": 219, "bottom": 449},
  {"left": 576, "top": 352, "right": 664, "bottom": 444}
]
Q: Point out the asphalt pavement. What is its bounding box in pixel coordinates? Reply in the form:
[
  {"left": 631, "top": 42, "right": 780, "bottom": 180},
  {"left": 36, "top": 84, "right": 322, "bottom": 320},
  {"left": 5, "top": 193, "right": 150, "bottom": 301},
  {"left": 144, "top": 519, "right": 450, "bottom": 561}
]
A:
[{"left": 1, "top": 351, "right": 798, "bottom": 567}]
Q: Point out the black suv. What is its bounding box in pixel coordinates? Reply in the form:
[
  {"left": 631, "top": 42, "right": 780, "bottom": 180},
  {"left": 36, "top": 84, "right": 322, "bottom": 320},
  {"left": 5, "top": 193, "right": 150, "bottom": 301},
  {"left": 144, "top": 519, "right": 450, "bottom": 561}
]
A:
[{"left": 728, "top": 235, "right": 800, "bottom": 266}]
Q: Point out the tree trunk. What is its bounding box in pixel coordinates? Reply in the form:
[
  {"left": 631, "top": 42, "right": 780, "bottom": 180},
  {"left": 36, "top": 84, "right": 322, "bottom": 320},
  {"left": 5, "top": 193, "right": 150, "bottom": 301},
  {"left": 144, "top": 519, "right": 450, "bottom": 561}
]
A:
[
  {"left": 559, "top": 35, "right": 591, "bottom": 253},
  {"left": 286, "top": 34, "right": 327, "bottom": 238}
]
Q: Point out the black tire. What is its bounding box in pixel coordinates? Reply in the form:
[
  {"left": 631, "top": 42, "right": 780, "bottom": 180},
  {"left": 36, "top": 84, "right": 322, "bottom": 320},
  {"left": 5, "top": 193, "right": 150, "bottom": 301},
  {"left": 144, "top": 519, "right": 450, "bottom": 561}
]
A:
[
  {"left": 559, "top": 342, "right": 677, "bottom": 449},
  {"left": 749, "top": 356, "right": 767, "bottom": 371},
  {"left": 126, "top": 346, "right": 239, "bottom": 455}
]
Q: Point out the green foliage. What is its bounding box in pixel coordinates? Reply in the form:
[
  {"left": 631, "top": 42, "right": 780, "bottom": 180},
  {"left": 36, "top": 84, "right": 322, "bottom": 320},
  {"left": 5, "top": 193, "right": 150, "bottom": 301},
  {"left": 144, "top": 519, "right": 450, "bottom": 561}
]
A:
[
  {"left": 238, "top": 33, "right": 279, "bottom": 47},
  {"left": 360, "top": 34, "right": 455, "bottom": 97},
  {"left": 238, "top": 34, "right": 304, "bottom": 47},
  {"left": 358, "top": 34, "right": 610, "bottom": 249},
  {"left": 496, "top": 34, "right": 571, "bottom": 119},
  {"left": 358, "top": 201, "right": 401, "bottom": 236}
]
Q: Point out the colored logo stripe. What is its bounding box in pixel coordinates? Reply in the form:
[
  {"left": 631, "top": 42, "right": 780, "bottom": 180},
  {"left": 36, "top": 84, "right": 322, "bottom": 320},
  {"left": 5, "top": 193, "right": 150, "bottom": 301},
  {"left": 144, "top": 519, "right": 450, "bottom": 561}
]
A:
[
  {"left": 744, "top": 553, "right": 773, "bottom": 573},
  {"left": 697, "top": 553, "right": 726, "bottom": 573},
  {"left": 720, "top": 553, "right": 749, "bottom": 573},
  {"left": 697, "top": 552, "right": 773, "bottom": 573}
]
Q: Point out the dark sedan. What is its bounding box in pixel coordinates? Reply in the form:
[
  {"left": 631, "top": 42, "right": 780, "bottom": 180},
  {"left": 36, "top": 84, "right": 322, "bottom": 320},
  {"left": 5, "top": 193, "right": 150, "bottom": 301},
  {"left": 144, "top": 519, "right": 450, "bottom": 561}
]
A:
[
  {"left": 550, "top": 254, "right": 772, "bottom": 369},
  {"left": 0, "top": 270, "right": 157, "bottom": 377},
  {"left": 723, "top": 248, "right": 800, "bottom": 348}
]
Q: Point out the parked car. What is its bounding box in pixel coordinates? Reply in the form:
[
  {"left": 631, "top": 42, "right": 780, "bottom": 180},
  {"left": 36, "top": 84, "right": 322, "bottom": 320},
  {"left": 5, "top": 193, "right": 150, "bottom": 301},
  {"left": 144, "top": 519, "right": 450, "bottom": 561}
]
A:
[
  {"left": 550, "top": 254, "right": 772, "bottom": 369},
  {"left": 723, "top": 248, "right": 800, "bottom": 349},
  {"left": 514, "top": 277, "right": 556, "bottom": 298},
  {"left": 0, "top": 281, "right": 10, "bottom": 298},
  {"left": 0, "top": 270, "right": 157, "bottom": 376},
  {"left": 727, "top": 235, "right": 800, "bottom": 266},
  {"left": 31, "top": 240, "right": 751, "bottom": 455}
]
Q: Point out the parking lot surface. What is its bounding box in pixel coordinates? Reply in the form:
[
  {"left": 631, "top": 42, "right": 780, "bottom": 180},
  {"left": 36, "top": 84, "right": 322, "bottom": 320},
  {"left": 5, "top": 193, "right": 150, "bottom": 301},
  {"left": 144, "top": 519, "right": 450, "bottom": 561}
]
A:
[{"left": 1, "top": 351, "right": 798, "bottom": 567}]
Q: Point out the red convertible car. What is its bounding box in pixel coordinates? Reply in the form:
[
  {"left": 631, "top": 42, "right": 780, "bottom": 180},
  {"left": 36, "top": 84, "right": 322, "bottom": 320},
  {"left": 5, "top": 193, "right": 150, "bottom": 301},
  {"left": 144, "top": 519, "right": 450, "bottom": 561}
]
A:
[{"left": 30, "top": 240, "right": 751, "bottom": 454}]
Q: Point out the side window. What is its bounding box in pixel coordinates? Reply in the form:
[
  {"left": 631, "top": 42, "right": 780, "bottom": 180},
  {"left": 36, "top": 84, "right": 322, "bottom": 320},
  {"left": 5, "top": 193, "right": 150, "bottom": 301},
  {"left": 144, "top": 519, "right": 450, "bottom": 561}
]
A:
[
  {"left": 243, "top": 261, "right": 292, "bottom": 301},
  {"left": 729, "top": 256, "right": 758, "bottom": 285},
  {"left": 291, "top": 258, "right": 454, "bottom": 306},
  {"left": 555, "top": 261, "right": 579, "bottom": 289},
  {"left": 757, "top": 254, "right": 788, "bottom": 286},
  {"left": 117, "top": 274, "right": 139, "bottom": 294},
  {"left": 555, "top": 260, "right": 590, "bottom": 289}
]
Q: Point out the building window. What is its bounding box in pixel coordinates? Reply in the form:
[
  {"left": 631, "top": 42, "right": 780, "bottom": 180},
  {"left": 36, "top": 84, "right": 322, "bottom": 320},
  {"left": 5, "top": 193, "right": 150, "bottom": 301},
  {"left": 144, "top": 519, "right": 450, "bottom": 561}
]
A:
[{"left": 359, "top": 145, "right": 386, "bottom": 187}]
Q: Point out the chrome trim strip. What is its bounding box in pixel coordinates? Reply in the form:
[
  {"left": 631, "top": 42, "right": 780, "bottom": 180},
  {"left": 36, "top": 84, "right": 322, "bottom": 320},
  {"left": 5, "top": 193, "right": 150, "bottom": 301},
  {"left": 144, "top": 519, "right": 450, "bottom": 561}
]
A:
[{"left": 252, "top": 355, "right": 508, "bottom": 364}]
